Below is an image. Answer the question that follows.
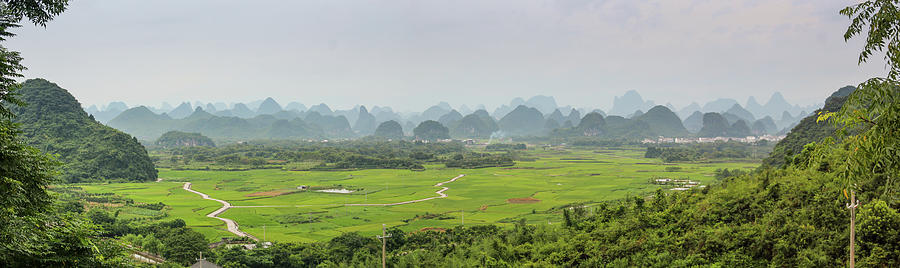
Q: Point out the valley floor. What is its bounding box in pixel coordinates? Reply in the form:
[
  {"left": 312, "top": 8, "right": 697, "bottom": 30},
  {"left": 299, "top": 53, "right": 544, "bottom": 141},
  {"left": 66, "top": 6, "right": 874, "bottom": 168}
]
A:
[{"left": 78, "top": 147, "right": 757, "bottom": 243}]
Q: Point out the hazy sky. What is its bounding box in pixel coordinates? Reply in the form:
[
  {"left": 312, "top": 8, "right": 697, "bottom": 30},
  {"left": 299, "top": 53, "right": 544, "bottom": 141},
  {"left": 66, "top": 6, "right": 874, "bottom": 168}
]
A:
[{"left": 8, "top": 0, "right": 885, "bottom": 111}]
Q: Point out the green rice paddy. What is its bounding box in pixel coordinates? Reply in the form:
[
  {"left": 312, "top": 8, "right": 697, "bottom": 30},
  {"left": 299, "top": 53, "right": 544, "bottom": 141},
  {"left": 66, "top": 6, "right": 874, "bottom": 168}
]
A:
[{"left": 79, "top": 147, "right": 758, "bottom": 243}]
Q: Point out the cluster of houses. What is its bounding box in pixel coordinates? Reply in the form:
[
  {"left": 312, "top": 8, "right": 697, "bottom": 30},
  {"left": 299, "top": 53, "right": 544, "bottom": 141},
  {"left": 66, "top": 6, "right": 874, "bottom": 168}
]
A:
[
  {"left": 641, "top": 135, "right": 785, "bottom": 144},
  {"left": 410, "top": 138, "right": 456, "bottom": 143},
  {"left": 653, "top": 178, "right": 705, "bottom": 191}
]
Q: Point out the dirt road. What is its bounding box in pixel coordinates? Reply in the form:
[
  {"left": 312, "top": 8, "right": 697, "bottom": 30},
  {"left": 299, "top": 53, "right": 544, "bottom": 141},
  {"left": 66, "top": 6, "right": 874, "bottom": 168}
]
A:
[
  {"left": 345, "top": 174, "right": 465, "bottom": 206},
  {"left": 181, "top": 174, "right": 465, "bottom": 239},
  {"left": 182, "top": 182, "right": 259, "bottom": 241}
]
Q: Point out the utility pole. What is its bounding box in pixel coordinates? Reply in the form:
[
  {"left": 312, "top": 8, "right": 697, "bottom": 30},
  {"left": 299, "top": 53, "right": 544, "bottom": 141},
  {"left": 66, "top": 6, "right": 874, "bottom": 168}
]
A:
[
  {"left": 847, "top": 190, "right": 860, "bottom": 268},
  {"left": 751, "top": 141, "right": 759, "bottom": 158},
  {"left": 377, "top": 224, "right": 392, "bottom": 268}
]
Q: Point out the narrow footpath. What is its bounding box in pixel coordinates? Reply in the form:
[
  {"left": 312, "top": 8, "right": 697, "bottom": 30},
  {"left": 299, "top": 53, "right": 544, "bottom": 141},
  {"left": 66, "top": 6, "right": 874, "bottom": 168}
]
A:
[
  {"left": 345, "top": 174, "right": 465, "bottom": 206},
  {"left": 181, "top": 174, "right": 465, "bottom": 239},
  {"left": 182, "top": 182, "right": 259, "bottom": 241}
]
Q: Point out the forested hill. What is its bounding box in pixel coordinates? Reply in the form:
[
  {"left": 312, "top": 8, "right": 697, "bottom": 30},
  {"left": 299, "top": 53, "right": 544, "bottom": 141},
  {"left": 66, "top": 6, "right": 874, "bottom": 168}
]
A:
[
  {"left": 108, "top": 106, "right": 349, "bottom": 141},
  {"left": 155, "top": 130, "right": 215, "bottom": 148},
  {"left": 8, "top": 79, "right": 157, "bottom": 183},
  {"left": 763, "top": 86, "right": 856, "bottom": 167},
  {"left": 197, "top": 83, "right": 900, "bottom": 267}
]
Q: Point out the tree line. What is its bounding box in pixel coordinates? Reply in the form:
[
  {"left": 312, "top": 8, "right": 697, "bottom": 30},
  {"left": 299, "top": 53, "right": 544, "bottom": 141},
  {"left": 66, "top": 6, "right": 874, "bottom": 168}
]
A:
[
  {"left": 155, "top": 140, "right": 520, "bottom": 171},
  {"left": 644, "top": 140, "right": 773, "bottom": 162}
]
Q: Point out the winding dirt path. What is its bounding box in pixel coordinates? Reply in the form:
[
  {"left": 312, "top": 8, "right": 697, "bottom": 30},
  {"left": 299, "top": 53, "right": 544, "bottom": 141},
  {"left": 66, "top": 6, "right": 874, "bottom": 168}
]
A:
[
  {"left": 222, "top": 174, "right": 466, "bottom": 208},
  {"left": 182, "top": 182, "right": 259, "bottom": 241},
  {"left": 181, "top": 174, "right": 465, "bottom": 239},
  {"left": 345, "top": 174, "right": 465, "bottom": 206}
]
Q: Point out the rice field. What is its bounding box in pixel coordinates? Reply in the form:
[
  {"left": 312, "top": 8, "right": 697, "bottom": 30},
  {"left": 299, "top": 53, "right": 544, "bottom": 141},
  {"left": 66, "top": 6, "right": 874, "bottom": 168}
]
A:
[{"left": 79, "top": 147, "right": 758, "bottom": 243}]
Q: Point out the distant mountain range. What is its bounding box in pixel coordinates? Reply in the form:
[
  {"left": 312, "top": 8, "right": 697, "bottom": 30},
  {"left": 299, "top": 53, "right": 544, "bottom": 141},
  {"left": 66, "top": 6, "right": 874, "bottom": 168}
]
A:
[
  {"left": 764, "top": 85, "right": 857, "bottom": 166},
  {"left": 610, "top": 90, "right": 656, "bottom": 116},
  {"left": 83, "top": 89, "right": 833, "bottom": 141}
]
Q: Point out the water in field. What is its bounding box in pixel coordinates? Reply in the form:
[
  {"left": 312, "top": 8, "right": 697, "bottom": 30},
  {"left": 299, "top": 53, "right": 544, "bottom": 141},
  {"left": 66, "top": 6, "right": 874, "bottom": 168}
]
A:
[
  {"left": 317, "top": 189, "right": 354, "bottom": 194},
  {"left": 79, "top": 147, "right": 757, "bottom": 243}
]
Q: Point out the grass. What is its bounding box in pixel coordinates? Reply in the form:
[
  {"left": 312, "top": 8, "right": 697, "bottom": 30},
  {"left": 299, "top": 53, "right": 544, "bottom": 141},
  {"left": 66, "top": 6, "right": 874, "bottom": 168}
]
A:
[{"left": 79, "top": 147, "right": 757, "bottom": 243}]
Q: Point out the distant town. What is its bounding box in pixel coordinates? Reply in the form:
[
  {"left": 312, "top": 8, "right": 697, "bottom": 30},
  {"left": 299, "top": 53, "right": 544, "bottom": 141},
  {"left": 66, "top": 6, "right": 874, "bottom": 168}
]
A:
[{"left": 641, "top": 135, "right": 785, "bottom": 144}]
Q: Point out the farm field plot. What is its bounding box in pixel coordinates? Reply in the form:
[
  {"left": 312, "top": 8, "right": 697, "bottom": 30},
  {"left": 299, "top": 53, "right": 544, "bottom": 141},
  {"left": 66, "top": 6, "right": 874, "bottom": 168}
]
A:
[{"left": 80, "top": 147, "right": 758, "bottom": 243}]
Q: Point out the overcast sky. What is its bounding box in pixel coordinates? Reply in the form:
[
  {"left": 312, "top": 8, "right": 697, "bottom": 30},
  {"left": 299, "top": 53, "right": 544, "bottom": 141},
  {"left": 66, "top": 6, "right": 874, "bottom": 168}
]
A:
[{"left": 8, "top": 0, "right": 885, "bottom": 112}]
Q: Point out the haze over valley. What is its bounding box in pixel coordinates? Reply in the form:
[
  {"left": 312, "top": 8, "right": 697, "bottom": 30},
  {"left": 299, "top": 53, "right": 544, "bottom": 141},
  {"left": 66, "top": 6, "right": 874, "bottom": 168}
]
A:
[
  {"left": 84, "top": 88, "right": 823, "bottom": 142},
  {"left": 3, "top": 1, "right": 899, "bottom": 267}
]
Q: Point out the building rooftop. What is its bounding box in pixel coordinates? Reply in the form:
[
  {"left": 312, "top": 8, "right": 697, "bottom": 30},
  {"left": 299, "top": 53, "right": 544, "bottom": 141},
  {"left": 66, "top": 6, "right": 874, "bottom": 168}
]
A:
[{"left": 191, "top": 259, "right": 222, "bottom": 268}]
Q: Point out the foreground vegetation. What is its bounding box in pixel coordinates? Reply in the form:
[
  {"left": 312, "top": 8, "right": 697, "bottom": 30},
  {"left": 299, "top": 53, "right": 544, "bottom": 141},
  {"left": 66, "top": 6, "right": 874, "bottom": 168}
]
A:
[
  {"left": 70, "top": 127, "right": 900, "bottom": 267},
  {"left": 194, "top": 158, "right": 894, "bottom": 267},
  {"left": 67, "top": 84, "right": 898, "bottom": 266},
  {"left": 3, "top": 0, "right": 900, "bottom": 267}
]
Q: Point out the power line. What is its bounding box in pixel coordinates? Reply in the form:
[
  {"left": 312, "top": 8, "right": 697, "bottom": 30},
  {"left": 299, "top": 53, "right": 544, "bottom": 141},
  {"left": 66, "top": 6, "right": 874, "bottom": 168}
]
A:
[{"left": 376, "top": 224, "right": 392, "bottom": 268}]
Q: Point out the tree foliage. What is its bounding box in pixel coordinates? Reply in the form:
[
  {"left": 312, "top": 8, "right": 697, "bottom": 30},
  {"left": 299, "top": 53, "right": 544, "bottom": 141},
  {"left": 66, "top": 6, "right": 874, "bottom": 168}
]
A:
[
  {"left": 0, "top": 2, "right": 132, "bottom": 266},
  {"left": 413, "top": 120, "right": 450, "bottom": 141},
  {"left": 633, "top": 105, "right": 689, "bottom": 137},
  {"left": 155, "top": 130, "right": 215, "bottom": 148},
  {"left": 199, "top": 5, "right": 900, "bottom": 265},
  {"left": 825, "top": 1, "right": 900, "bottom": 204},
  {"left": 645, "top": 140, "right": 771, "bottom": 162},
  {"left": 373, "top": 120, "right": 404, "bottom": 140},
  {"left": 857, "top": 200, "right": 900, "bottom": 266},
  {"left": 450, "top": 113, "right": 498, "bottom": 138},
  {"left": 444, "top": 152, "right": 515, "bottom": 169},
  {"left": 154, "top": 139, "right": 473, "bottom": 171},
  {"left": 842, "top": 0, "right": 900, "bottom": 80},
  {"left": 498, "top": 105, "right": 545, "bottom": 136},
  {"left": 697, "top": 112, "right": 730, "bottom": 137},
  {"left": 764, "top": 87, "right": 853, "bottom": 167},
  {"left": 9, "top": 79, "right": 157, "bottom": 182}
]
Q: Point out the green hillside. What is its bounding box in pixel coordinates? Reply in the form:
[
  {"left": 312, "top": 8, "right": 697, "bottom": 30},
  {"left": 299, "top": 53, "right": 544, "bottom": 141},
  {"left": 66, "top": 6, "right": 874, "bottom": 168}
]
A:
[
  {"left": 413, "top": 120, "right": 450, "bottom": 140},
  {"left": 304, "top": 112, "right": 354, "bottom": 138},
  {"left": 353, "top": 106, "right": 377, "bottom": 135},
  {"left": 498, "top": 105, "right": 545, "bottom": 136},
  {"left": 752, "top": 116, "right": 778, "bottom": 135},
  {"left": 154, "top": 80, "right": 897, "bottom": 267},
  {"left": 155, "top": 131, "right": 215, "bottom": 148},
  {"left": 450, "top": 113, "right": 499, "bottom": 138},
  {"left": 373, "top": 120, "right": 404, "bottom": 140},
  {"left": 551, "top": 113, "right": 657, "bottom": 138},
  {"left": 698, "top": 112, "right": 730, "bottom": 137},
  {"left": 576, "top": 112, "right": 605, "bottom": 136},
  {"left": 603, "top": 115, "right": 653, "bottom": 137},
  {"left": 108, "top": 107, "right": 349, "bottom": 141},
  {"left": 763, "top": 86, "right": 856, "bottom": 167},
  {"left": 106, "top": 106, "right": 173, "bottom": 139},
  {"left": 634, "top": 105, "right": 689, "bottom": 136},
  {"left": 8, "top": 79, "right": 157, "bottom": 182},
  {"left": 265, "top": 118, "right": 322, "bottom": 139}
]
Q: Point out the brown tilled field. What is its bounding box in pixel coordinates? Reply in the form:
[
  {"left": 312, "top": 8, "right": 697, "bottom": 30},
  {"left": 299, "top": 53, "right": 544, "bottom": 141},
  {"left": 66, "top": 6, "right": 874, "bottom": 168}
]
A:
[
  {"left": 506, "top": 197, "right": 541, "bottom": 204},
  {"left": 245, "top": 190, "right": 295, "bottom": 197}
]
